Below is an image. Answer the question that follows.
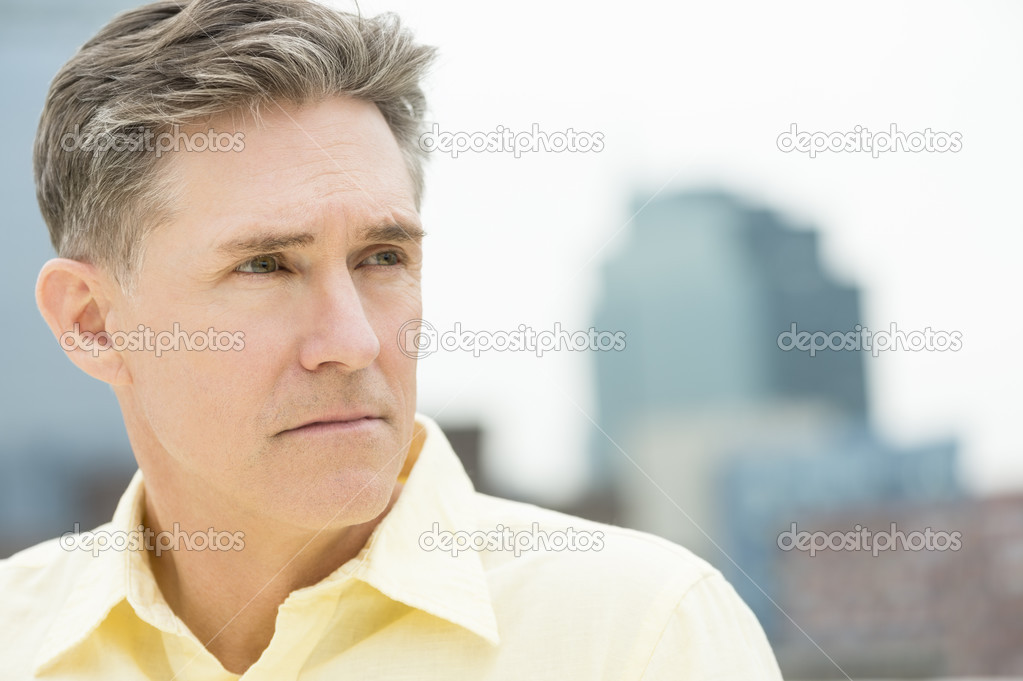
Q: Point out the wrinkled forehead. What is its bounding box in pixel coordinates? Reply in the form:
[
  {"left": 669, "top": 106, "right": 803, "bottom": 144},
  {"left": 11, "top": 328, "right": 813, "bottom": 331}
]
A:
[{"left": 146, "top": 97, "right": 420, "bottom": 257}]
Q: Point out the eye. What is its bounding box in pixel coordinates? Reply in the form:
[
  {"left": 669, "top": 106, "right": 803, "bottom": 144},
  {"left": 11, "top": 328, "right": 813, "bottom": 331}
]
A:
[
  {"left": 362, "top": 251, "right": 402, "bottom": 267},
  {"left": 236, "top": 255, "right": 280, "bottom": 274}
]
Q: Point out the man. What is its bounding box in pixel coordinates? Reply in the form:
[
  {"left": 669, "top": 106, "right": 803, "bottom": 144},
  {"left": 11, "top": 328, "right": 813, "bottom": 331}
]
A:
[{"left": 3, "top": 0, "right": 783, "bottom": 677}]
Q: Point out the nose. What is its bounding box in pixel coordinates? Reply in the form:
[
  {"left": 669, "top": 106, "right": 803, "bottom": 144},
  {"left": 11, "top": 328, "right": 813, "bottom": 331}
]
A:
[{"left": 297, "top": 267, "right": 380, "bottom": 372}]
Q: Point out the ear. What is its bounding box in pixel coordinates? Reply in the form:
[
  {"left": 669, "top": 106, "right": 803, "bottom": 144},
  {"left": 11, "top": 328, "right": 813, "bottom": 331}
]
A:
[{"left": 36, "top": 258, "right": 130, "bottom": 386}]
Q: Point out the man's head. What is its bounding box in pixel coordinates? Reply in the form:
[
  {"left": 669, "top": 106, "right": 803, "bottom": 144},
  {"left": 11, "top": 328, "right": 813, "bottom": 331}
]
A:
[
  {"left": 35, "top": 0, "right": 435, "bottom": 290},
  {"left": 33, "top": 0, "right": 437, "bottom": 532}
]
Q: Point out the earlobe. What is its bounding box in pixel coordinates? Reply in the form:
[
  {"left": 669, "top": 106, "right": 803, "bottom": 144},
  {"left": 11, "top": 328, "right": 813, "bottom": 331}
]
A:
[{"left": 35, "top": 258, "right": 131, "bottom": 386}]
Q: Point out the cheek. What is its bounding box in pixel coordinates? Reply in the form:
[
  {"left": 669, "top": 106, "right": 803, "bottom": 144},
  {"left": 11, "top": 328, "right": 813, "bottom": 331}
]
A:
[
  {"left": 369, "top": 286, "right": 421, "bottom": 367},
  {"left": 362, "top": 285, "right": 420, "bottom": 424},
  {"left": 124, "top": 320, "right": 274, "bottom": 464}
]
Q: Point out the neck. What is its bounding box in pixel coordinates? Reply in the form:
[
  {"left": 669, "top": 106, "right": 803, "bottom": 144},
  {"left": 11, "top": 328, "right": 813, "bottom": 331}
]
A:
[{"left": 142, "top": 478, "right": 404, "bottom": 674}]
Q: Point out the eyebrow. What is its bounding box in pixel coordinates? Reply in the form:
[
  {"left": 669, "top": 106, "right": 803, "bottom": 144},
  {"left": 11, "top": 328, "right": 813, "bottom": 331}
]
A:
[{"left": 216, "top": 223, "right": 426, "bottom": 259}]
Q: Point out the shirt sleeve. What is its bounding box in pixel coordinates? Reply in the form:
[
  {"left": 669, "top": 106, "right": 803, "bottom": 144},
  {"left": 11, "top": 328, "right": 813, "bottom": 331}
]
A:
[{"left": 639, "top": 572, "right": 784, "bottom": 680}]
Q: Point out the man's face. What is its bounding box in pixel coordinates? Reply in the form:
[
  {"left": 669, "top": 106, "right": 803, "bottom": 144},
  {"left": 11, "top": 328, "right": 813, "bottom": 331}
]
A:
[{"left": 109, "top": 97, "right": 422, "bottom": 530}]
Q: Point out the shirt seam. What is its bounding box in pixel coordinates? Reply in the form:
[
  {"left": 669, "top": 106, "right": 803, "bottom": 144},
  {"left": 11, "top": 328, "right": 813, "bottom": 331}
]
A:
[{"left": 633, "top": 571, "right": 719, "bottom": 681}]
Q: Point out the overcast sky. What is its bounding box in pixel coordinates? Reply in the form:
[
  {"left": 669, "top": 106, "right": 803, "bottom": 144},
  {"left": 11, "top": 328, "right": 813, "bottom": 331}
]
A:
[{"left": 331, "top": 0, "right": 1023, "bottom": 500}]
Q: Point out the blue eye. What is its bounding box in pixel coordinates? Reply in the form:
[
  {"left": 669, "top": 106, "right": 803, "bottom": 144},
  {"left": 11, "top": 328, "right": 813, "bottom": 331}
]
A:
[
  {"left": 236, "top": 255, "right": 280, "bottom": 274},
  {"left": 364, "top": 251, "right": 401, "bottom": 266}
]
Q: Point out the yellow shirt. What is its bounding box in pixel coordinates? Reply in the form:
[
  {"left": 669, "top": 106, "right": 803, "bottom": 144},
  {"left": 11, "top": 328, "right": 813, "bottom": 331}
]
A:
[{"left": 0, "top": 413, "right": 782, "bottom": 680}]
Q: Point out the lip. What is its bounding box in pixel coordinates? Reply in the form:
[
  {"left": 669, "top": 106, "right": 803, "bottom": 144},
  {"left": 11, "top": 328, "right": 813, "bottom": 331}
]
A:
[{"left": 278, "top": 414, "right": 382, "bottom": 436}]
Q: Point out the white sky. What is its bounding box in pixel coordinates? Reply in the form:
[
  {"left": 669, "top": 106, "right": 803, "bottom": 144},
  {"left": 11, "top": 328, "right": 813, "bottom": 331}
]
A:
[{"left": 324, "top": 0, "right": 1023, "bottom": 501}]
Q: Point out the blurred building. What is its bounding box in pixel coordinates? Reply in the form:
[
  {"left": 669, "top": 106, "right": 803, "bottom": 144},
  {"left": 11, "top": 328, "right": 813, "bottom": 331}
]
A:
[
  {"left": 0, "top": 452, "right": 136, "bottom": 558},
  {"left": 589, "top": 189, "right": 965, "bottom": 671},
  {"left": 771, "top": 495, "right": 1023, "bottom": 678},
  {"left": 591, "top": 189, "right": 873, "bottom": 559},
  {"left": 718, "top": 427, "right": 960, "bottom": 640}
]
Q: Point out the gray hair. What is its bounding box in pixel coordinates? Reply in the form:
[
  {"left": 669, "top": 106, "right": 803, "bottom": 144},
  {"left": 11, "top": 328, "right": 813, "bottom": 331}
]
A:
[{"left": 34, "top": 0, "right": 437, "bottom": 290}]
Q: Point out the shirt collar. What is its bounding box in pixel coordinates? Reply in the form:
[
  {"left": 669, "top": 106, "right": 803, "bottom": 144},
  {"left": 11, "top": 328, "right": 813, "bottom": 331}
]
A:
[
  {"left": 34, "top": 412, "right": 499, "bottom": 674},
  {"left": 34, "top": 469, "right": 145, "bottom": 673},
  {"left": 316, "top": 413, "right": 500, "bottom": 644}
]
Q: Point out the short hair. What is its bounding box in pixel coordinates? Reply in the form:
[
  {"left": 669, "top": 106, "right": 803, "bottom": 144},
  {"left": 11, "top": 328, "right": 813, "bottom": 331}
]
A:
[{"left": 34, "top": 0, "right": 437, "bottom": 290}]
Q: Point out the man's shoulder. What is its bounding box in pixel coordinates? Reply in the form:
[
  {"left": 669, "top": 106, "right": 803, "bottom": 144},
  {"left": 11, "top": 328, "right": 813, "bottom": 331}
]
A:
[
  {"left": 1, "top": 533, "right": 72, "bottom": 589},
  {"left": 0, "top": 534, "right": 88, "bottom": 668},
  {"left": 467, "top": 493, "right": 783, "bottom": 679},
  {"left": 0, "top": 523, "right": 115, "bottom": 617},
  {"left": 470, "top": 491, "right": 721, "bottom": 597}
]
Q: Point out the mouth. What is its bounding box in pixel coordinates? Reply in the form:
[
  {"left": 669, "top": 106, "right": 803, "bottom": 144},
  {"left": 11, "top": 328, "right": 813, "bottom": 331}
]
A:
[{"left": 277, "top": 415, "right": 383, "bottom": 436}]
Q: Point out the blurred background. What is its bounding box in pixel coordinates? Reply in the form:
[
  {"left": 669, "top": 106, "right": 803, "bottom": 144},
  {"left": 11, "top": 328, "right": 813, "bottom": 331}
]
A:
[{"left": 1, "top": 0, "right": 1021, "bottom": 678}]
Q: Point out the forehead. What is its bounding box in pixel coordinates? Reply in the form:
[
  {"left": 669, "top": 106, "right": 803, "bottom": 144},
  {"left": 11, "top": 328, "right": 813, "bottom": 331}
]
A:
[{"left": 161, "top": 97, "right": 418, "bottom": 235}]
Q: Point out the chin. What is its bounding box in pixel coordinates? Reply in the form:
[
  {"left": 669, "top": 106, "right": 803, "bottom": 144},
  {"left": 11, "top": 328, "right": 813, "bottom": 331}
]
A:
[{"left": 293, "top": 468, "right": 400, "bottom": 529}]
